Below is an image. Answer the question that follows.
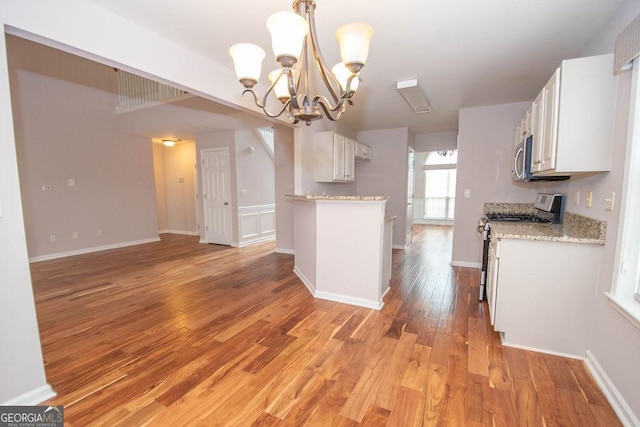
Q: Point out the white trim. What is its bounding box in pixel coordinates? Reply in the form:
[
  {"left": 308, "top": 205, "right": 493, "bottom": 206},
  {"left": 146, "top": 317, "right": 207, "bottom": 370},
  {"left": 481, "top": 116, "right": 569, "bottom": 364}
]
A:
[
  {"left": 29, "top": 237, "right": 161, "bottom": 262},
  {"left": 1, "top": 384, "right": 56, "bottom": 406},
  {"left": 313, "top": 290, "right": 384, "bottom": 310},
  {"left": 451, "top": 260, "right": 481, "bottom": 269},
  {"left": 413, "top": 219, "right": 454, "bottom": 226},
  {"left": 275, "top": 247, "right": 295, "bottom": 255},
  {"left": 293, "top": 266, "right": 383, "bottom": 310},
  {"left": 605, "top": 292, "right": 640, "bottom": 331},
  {"left": 500, "top": 341, "right": 585, "bottom": 360},
  {"left": 158, "top": 229, "right": 199, "bottom": 236},
  {"left": 237, "top": 235, "right": 275, "bottom": 247},
  {"left": 585, "top": 351, "right": 640, "bottom": 427},
  {"left": 238, "top": 204, "right": 276, "bottom": 246},
  {"left": 610, "top": 58, "right": 640, "bottom": 324},
  {"left": 293, "top": 265, "right": 316, "bottom": 294}
]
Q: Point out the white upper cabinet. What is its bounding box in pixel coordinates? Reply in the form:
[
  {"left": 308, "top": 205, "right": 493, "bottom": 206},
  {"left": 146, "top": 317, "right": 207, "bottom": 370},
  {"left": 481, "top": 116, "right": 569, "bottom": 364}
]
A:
[
  {"left": 531, "top": 54, "right": 616, "bottom": 176},
  {"left": 314, "top": 131, "right": 356, "bottom": 183},
  {"left": 355, "top": 141, "right": 372, "bottom": 161}
]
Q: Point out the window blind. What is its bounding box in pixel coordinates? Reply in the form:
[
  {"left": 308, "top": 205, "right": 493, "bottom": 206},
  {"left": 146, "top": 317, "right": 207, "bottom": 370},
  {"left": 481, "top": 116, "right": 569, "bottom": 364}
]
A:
[{"left": 615, "top": 14, "right": 640, "bottom": 73}]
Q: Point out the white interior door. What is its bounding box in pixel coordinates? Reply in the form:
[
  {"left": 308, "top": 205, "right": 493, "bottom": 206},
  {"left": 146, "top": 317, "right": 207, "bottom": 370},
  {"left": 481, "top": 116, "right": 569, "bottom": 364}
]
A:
[
  {"left": 406, "top": 147, "right": 415, "bottom": 246},
  {"left": 201, "top": 148, "right": 232, "bottom": 245}
]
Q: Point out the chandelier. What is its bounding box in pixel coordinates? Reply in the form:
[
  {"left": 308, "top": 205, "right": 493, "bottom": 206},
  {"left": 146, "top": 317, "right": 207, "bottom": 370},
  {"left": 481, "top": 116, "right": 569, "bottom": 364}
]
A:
[{"left": 228, "top": 0, "right": 374, "bottom": 126}]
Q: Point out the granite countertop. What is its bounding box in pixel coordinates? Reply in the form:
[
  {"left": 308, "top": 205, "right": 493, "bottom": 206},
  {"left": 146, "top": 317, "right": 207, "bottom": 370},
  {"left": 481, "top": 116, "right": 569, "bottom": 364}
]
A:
[
  {"left": 286, "top": 194, "right": 388, "bottom": 201},
  {"left": 488, "top": 210, "right": 607, "bottom": 245}
]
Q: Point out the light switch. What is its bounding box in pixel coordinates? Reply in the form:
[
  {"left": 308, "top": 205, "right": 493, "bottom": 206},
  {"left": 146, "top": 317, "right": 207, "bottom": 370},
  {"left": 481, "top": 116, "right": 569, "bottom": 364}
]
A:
[
  {"left": 240, "top": 189, "right": 249, "bottom": 196},
  {"left": 464, "top": 189, "right": 471, "bottom": 198},
  {"left": 604, "top": 191, "right": 615, "bottom": 211},
  {"left": 585, "top": 191, "right": 592, "bottom": 208},
  {"left": 68, "top": 178, "right": 75, "bottom": 187},
  {"left": 574, "top": 190, "right": 580, "bottom": 206},
  {"left": 42, "top": 184, "right": 53, "bottom": 191}
]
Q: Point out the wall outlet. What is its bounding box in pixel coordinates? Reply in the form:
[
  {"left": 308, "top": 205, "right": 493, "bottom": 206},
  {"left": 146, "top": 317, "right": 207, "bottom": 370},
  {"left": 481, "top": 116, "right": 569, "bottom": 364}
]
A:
[
  {"left": 68, "top": 178, "right": 75, "bottom": 187},
  {"left": 49, "top": 234, "right": 56, "bottom": 242},
  {"left": 464, "top": 189, "right": 471, "bottom": 198},
  {"left": 72, "top": 231, "right": 78, "bottom": 240},
  {"left": 240, "top": 188, "right": 249, "bottom": 196},
  {"left": 574, "top": 190, "right": 580, "bottom": 206},
  {"left": 42, "top": 184, "right": 53, "bottom": 191},
  {"left": 604, "top": 191, "right": 615, "bottom": 211},
  {"left": 96, "top": 228, "right": 103, "bottom": 236},
  {"left": 585, "top": 191, "right": 593, "bottom": 208}
]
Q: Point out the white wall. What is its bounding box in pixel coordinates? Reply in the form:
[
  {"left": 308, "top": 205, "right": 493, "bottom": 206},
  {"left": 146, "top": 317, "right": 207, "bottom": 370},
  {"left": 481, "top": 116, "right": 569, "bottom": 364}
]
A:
[
  {"left": 234, "top": 129, "right": 275, "bottom": 207},
  {"left": 10, "top": 36, "right": 159, "bottom": 260},
  {"left": 274, "top": 125, "right": 295, "bottom": 253},
  {"left": 155, "top": 141, "right": 197, "bottom": 235},
  {"left": 0, "top": 30, "right": 51, "bottom": 405},
  {"left": 414, "top": 131, "right": 457, "bottom": 152},
  {"left": 0, "top": 0, "right": 290, "bottom": 404},
  {"left": 452, "top": 102, "right": 545, "bottom": 267},
  {"left": 573, "top": 0, "right": 640, "bottom": 422},
  {"left": 356, "top": 128, "right": 411, "bottom": 247}
]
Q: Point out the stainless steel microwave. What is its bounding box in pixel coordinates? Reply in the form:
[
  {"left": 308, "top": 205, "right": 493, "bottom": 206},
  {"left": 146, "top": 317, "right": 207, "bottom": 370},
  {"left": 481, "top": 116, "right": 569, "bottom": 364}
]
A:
[{"left": 512, "top": 136, "right": 568, "bottom": 182}]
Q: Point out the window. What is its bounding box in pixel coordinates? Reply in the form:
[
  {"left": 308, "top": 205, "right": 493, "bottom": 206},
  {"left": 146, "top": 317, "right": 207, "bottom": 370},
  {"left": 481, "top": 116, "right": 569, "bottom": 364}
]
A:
[
  {"left": 424, "top": 150, "right": 457, "bottom": 221},
  {"left": 608, "top": 57, "right": 640, "bottom": 330}
]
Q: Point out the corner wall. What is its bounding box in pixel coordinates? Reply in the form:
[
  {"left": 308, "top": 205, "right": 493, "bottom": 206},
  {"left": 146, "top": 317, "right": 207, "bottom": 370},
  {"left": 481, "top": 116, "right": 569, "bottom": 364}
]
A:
[{"left": 9, "top": 35, "right": 159, "bottom": 261}]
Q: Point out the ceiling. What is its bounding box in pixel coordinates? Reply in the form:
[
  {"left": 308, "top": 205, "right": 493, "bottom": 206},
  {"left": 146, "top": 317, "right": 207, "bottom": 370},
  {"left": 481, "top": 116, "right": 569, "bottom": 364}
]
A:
[{"left": 87, "top": 0, "right": 623, "bottom": 134}]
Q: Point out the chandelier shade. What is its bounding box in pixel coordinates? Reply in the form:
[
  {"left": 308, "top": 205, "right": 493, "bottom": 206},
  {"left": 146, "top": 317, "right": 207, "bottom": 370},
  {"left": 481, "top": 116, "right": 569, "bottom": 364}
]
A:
[
  {"left": 228, "top": 43, "right": 266, "bottom": 88},
  {"left": 335, "top": 23, "right": 375, "bottom": 72},
  {"left": 229, "top": 0, "right": 374, "bottom": 125},
  {"left": 266, "top": 11, "right": 309, "bottom": 66},
  {"left": 331, "top": 62, "right": 359, "bottom": 93}
]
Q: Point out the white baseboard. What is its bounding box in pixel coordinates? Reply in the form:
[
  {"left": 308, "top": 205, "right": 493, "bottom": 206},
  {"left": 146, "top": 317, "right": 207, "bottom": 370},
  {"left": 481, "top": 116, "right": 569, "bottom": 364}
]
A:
[
  {"left": 159, "top": 229, "right": 199, "bottom": 236},
  {"left": 314, "top": 290, "right": 384, "bottom": 310},
  {"left": 238, "top": 235, "right": 275, "bottom": 247},
  {"left": 29, "top": 237, "right": 161, "bottom": 263},
  {"left": 585, "top": 351, "right": 639, "bottom": 427},
  {"left": 450, "top": 260, "right": 481, "bottom": 269},
  {"left": 501, "top": 341, "right": 585, "bottom": 360},
  {"left": 293, "top": 266, "right": 383, "bottom": 310},
  {"left": 275, "top": 248, "right": 295, "bottom": 255},
  {"left": 1, "top": 384, "right": 56, "bottom": 405}
]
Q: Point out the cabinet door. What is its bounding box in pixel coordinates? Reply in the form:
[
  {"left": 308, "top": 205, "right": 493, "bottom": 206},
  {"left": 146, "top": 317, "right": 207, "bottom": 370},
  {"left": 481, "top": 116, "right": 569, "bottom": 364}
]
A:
[
  {"left": 530, "top": 89, "right": 545, "bottom": 172},
  {"left": 539, "top": 69, "right": 560, "bottom": 172},
  {"left": 344, "top": 138, "right": 355, "bottom": 181},
  {"left": 332, "top": 133, "right": 346, "bottom": 180}
]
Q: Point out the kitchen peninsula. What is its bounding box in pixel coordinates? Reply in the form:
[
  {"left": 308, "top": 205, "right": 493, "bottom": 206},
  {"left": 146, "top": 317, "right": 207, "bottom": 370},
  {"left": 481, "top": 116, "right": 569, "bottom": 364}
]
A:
[{"left": 287, "top": 195, "right": 394, "bottom": 310}]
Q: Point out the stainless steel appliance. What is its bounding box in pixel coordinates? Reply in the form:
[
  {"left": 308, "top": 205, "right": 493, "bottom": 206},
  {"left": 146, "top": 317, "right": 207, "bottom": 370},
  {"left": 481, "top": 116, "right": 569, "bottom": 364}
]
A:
[
  {"left": 512, "top": 135, "right": 569, "bottom": 182},
  {"left": 478, "top": 193, "right": 565, "bottom": 301}
]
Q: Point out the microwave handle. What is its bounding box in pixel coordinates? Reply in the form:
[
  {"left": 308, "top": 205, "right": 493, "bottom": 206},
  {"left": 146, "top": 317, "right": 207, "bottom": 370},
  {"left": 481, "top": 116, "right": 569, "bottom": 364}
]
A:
[{"left": 514, "top": 146, "right": 524, "bottom": 179}]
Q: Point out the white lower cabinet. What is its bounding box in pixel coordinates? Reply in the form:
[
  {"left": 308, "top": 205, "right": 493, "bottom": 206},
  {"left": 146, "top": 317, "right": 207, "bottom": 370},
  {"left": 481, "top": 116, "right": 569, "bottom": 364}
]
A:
[{"left": 490, "top": 238, "right": 602, "bottom": 357}]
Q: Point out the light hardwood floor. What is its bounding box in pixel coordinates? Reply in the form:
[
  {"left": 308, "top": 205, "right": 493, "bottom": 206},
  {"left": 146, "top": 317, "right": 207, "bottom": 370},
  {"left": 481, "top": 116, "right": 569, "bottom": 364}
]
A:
[{"left": 32, "top": 225, "right": 621, "bottom": 426}]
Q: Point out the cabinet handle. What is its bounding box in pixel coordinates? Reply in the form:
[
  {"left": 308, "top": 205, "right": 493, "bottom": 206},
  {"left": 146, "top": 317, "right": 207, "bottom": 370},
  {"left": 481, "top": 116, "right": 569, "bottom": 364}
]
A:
[{"left": 533, "top": 160, "right": 541, "bottom": 165}]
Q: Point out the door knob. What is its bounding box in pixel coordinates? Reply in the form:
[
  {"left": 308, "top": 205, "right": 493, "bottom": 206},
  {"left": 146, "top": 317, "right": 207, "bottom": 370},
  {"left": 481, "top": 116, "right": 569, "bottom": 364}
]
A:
[{"left": 224, "top": 202, "right": 229, "bottom": 205}]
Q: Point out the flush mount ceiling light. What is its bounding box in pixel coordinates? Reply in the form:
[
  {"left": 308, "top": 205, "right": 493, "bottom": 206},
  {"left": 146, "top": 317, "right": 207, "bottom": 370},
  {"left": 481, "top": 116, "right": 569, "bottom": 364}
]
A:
[
  {"left": 229, "top": 0, "right": 374, "bottom": 126},
  {"left": 162, "top": 139, "right": 177, "bottom": 147},
  {"left": 396, "top": 79, "right": 431, "bottom": 114}
]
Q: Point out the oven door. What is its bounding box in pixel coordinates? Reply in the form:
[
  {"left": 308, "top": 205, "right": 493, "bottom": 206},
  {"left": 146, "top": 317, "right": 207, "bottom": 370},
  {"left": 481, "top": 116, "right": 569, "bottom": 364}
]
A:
[{"left": 512, "top": 140, "right": 525, "bottom": 181}]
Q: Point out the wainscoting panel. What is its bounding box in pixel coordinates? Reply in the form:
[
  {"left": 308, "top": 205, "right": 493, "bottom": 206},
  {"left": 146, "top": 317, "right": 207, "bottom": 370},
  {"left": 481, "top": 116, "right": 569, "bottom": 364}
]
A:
[{"left": 239, "top": 204, "right": 276, "bottom": 247}]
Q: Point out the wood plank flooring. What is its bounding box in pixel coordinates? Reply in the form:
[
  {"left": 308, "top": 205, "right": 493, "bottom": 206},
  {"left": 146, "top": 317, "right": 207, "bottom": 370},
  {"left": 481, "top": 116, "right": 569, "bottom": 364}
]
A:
[{"left": 31, "top": 225, "right": 621, "bottom": 426}]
